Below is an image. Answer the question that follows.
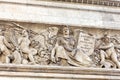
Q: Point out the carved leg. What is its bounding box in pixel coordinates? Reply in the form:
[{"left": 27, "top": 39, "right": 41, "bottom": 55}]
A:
[
  {"left": 30, "top": 48, "right": 37, "bottom": 55},
  {"left": 12, "top": 51, "right": 22, "bottom": 64},
  {"left": 3, "top": 49, "right": 10, "bottom": 63},
  {"left": 100, "top": 50, "right": 106, "bottom": 64},
  {"left": 28, "top": 53, "right": 36, "bottom": 64},
  {"left": 23, "top": 49, "right": 36, "bottom": 64},
  {"left": 111, "top": 53, "right": 120, "bottom": 68},
  {"left": 5, "top": 56, "right": 10, "bottom": 63}
]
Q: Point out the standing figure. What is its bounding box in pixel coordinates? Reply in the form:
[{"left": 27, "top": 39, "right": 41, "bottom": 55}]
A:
[
  {"left": 18, "top": 30, "right": 37, "bottom": 64},
  {"left": 99, "top": 34, "right": 120, "bottom": 68},
  {"left": 0, "top": 29, "right": 12, "bottom": 63},
  {"left": 51, "top": 27, "right": 92, "bottom": 67}
]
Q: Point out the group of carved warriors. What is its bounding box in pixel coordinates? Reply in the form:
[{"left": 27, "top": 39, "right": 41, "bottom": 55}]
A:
[{"left": 0, "top": 24, "right": 120, "bottom": 69}]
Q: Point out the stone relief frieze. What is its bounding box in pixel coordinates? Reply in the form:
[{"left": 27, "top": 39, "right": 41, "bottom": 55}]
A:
[{"left": 0, "top": 22, "right": 120, "bottom": 69}]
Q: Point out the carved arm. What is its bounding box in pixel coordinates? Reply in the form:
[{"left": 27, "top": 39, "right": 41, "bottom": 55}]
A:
[
  {"left": 99, "top": 43, "right": 114, "bottom": 50},
  {"left": 3, "top": 37, "right": 13, "bottom": 50}
]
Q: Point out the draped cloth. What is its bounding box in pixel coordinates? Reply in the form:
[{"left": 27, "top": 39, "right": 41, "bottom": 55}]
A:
[{"left": 52, "top": 36, "right": 92, "bottom": 67}]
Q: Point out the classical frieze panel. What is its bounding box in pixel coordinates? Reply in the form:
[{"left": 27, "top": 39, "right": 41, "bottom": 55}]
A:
[{"left": 0, "top": 21, "right": 120, "bottom": 69}]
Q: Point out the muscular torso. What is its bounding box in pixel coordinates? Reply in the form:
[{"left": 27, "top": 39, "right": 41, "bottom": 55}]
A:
[
  {"left": 58, "top": 36, "right": 75, "bottom": 52},
  {"left": 102, "top": 43, "right": 115, "bottom": 57},
  {"left": 0, "top": 36, "right": 7, "bottom": 51},
  {"left": 19, "top": 37, "right": 30, "bottom": 50}
]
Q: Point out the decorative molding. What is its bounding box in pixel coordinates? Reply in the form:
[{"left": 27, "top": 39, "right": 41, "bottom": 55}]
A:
[
  {"left": 49, "top": 0, "right": 120, "bottom": 7},
  {"left": 0, "top": 64, "right": 119, "bottom": 80},
  {"left": 0, "top": 0, "right": 120, "bottom": 30}
]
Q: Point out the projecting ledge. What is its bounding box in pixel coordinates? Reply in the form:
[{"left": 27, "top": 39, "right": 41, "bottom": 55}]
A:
[
  {"left": 0, "top": 64, "right": 119, "bottom": 80},
  {"left": 0, "top": 0, "right": 120, "bottom": 30},
  {"left": 1, "top": 0, "right": 120, "bottom": 13}
]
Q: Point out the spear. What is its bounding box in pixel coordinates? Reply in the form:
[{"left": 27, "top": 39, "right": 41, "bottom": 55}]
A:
[{"left": 11, "top": 22, "right": 39, "bottom": 35}]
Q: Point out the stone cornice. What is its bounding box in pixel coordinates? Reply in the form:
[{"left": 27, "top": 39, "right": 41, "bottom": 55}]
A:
[
  {"left": 0, "top": 0, "right": 120, "bottom": 30},
  {"left": 0, "top": 64, "right": 119, "bottom": 80},
  {"left": 49, "top": 0, "right": 120, "bottom": 7},
  {"left": 0, "top": 0, "right": 120, "bottom": 14},
  {"left": 1, "top": 0, "right": 120, "bottom": 8}
]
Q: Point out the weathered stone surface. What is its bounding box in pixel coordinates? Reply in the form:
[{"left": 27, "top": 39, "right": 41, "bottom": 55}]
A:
[
  {"left": 0, "top": 21, "right": 119, "bottom": 69},
  {"left": 0, "top": 64, "right": 119, "bottom": 80},
  {"left": 0, "top": 0, "right": 119, "bottom": 80},
  {"left": 0, "top": 20, "right": 119, "bottom": 79},
  {"left": 77, "top": 31, "right": 95, "bottom": 56},
  {"left": 0, "top": 0, "right": 120, "bottom": 29}
]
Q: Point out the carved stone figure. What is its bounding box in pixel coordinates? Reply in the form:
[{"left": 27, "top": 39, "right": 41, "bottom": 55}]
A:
[
  {"left": 1, "top": 22, "right": 120, "bottom": 69},
  {"left": 18, "top": 30, "right": 37, "bottom": 64},
  {"left": 0, "top": 29, "right": 12, "bottom": 63},
  {"left": 51, "top": 27, "right": 92, "bottom": 67},
  {"left": 30, "top": 27, "right": 58, "bottom": 65},
  {"left": 99, "top": 34, "right": 120, "bottom": 68},
  {"left": 8, "top": 29, "right": 22, "bottom": 64}
]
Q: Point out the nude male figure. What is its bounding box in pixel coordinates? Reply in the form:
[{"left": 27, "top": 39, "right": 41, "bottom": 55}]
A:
[
  {"left": 18, "top": 30, "right": 37, "bottom": 64},
  {"left": 0, "top": 29, "right": 12, "bottom": 63}
]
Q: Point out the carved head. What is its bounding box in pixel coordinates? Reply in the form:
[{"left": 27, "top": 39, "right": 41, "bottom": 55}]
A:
[
  {"left": 63, "top": 26, "right": 70, "bottom": 35},
  {"left": 48, "top": 27, "right": 58, "bottom": 37},
  {"left": 0, "top": 29, "right": 5, "bottom": 35},
  {"left": 101, "top": 34, "right": 110, "bottom": 43},
  {"left": 22, "top": 30, "right": 28, "bottom": 37},
  {"left": 40, "top": 50, "right": 50, "bottom": 60}
]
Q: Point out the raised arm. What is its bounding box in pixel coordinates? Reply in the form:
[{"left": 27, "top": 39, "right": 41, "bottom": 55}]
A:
[
  {"left": 3, "top": 37, "right": 12, "bottom": 50},
  {"left": 99, "top": 43, "right": 114, "bottom": 49},
  {"left": 18, "top": 37, "right": 22, "bottom": 45}
]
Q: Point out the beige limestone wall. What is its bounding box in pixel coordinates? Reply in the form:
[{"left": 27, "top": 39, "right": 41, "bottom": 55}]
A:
[
  {"left": 0, "top": 0, "right": 120, "bottom": 80},
  {"left": 0, "top": 0, "right": 120, "bottom": 30}
]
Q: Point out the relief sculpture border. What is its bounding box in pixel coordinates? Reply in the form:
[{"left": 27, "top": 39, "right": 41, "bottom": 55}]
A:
[{"left": 0, "top": 21, "right": 120, "bottom": 70}]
